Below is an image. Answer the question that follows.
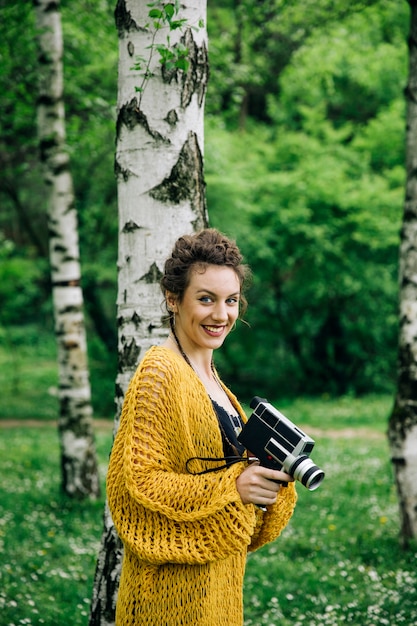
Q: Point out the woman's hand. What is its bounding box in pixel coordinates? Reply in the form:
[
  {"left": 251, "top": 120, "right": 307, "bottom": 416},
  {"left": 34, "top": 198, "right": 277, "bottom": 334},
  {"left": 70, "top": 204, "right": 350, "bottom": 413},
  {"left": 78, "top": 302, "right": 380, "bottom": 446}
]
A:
[{"left": 236, "top": 462, "right": 294, "bottom": 507}]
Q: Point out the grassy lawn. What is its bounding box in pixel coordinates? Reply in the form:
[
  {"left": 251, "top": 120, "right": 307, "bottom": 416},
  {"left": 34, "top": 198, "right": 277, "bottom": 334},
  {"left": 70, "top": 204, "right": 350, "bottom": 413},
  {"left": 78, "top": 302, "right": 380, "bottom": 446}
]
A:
[
  {"left": 0, "top": 325, "right": 116, "bottom": 421},
  {"left": 0, "top": 327, "right": 60, "bottom": 421},
  {"left": 1, "top": 398, "right": 417, "bottom": 626},
  {"left": 243, "top": 430, "right": 417, "bottom": 625},
  {"left": 0, "top": 425, "right": 113, "bottom": 626},
  {"left": 1, "top": 328, "right": 415, "bottom": 625}
]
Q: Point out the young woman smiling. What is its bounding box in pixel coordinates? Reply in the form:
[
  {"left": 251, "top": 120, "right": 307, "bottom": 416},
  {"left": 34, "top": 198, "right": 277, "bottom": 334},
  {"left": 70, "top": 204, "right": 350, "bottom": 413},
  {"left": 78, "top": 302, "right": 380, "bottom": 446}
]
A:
[{"left": 107, "top": 229, "right": 297, "bottom": 626}]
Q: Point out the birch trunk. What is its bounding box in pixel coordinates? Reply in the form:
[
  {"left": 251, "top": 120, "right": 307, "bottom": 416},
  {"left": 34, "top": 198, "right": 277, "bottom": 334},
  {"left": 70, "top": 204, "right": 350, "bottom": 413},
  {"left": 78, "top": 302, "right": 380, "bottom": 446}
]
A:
[
  {"left": 33, "top": 0, "right": 100, "bottom": 499},
  {"left": 89, "top": 1, "right": 208, "bottom": 622},
  {"left": 388, "top": 0, "right": 417, "bottom": 547}
]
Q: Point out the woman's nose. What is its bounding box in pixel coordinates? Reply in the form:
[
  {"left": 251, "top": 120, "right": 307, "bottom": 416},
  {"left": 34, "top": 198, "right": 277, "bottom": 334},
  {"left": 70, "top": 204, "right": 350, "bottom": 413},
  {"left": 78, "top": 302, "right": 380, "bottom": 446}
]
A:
[{"left": 212, "top": 301, "right": 228, "bottom": 321}]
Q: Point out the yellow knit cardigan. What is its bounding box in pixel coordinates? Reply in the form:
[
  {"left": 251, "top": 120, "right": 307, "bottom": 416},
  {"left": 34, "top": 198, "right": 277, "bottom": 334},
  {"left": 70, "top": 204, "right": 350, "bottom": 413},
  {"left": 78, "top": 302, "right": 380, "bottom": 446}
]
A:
[{"left": 107, "top": 346, "right": 297, "bottom": 626}]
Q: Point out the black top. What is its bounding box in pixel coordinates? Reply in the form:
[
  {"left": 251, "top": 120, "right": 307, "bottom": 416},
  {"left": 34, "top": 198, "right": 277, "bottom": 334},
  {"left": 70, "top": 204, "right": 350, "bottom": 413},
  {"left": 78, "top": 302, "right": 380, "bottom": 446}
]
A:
[{"left": 211, "top": 398, "right": 245, "bottom": 458}]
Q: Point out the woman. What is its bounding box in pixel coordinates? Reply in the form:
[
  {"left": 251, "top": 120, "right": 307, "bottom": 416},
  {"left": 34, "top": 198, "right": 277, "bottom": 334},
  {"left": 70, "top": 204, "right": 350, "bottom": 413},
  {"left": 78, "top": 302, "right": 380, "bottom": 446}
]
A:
[{"left": 107, "top": 229, "right": 297, "bottom": 626}]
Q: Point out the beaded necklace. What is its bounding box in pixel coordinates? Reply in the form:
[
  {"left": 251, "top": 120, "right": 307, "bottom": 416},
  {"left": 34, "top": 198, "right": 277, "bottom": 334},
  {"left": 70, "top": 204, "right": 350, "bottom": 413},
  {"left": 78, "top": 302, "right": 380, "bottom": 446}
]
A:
[{"left": 170, "top": 324, "right": 243, "bottom": 450}]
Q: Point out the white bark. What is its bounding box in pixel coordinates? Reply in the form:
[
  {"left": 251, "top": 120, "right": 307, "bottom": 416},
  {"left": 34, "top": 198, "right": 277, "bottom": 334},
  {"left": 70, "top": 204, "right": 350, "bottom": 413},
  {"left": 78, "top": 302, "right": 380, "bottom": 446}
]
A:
[
  {"left": 389, "top": 0, "right": 417, "bottom": 546},
  {"left": 89, "top": 1, "right": 208, "bottom": 623},
  {"left": 33, "top": 0, "right": 100, "bottom": 498},
  {"left": 114, "top": 0, "right": 208, "bottom": 408}
]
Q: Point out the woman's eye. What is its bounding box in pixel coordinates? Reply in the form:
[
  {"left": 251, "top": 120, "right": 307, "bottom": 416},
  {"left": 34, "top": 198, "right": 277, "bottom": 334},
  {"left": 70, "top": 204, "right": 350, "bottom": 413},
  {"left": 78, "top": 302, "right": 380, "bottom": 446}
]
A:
[{"left": 198, "top": 295, "right": 239, "bottom": 304}]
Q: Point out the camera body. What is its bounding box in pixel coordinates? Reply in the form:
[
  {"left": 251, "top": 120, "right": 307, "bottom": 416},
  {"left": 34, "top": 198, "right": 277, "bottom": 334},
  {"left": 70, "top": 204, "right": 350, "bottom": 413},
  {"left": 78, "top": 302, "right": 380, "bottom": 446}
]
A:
[{"left": 238, "top": 397, "right": 325, "bottom": 491}]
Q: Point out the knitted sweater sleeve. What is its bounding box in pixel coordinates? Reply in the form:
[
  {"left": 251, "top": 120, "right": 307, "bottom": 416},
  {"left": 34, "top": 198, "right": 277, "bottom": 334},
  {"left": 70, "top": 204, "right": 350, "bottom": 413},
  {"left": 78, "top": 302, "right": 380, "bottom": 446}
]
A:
[
  {"left": 248, "top": 482, "right": 297, "bottom": 551},
  {"left": 107, "top": 350, "right": 260, "bottom": 565}
]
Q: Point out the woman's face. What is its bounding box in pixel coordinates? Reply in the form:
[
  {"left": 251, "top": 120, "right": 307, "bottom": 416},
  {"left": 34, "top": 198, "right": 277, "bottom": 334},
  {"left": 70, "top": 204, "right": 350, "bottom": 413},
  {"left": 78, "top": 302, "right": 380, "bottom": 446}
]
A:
[{"left": 170, "top": 264, "right": 241, "bottom": 354}]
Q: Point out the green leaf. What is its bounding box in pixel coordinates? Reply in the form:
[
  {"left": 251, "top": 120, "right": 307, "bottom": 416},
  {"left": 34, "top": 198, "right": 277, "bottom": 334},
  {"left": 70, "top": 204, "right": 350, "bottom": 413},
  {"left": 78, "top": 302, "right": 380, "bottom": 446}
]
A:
[
  {"left": 164, "top": 4, "right": 175, "bottom": 20},
  {"left": 175, "top": 58, "right": 189, "bottom": 72},
  {"left": 130, "top": 55, "right": 146, "bottom": 72},
  {"left": 169, "top": 19, "right": 187, "bottom": 30},
  {"left": 148, "top": 8, "right": 163, "bottom": 19}
]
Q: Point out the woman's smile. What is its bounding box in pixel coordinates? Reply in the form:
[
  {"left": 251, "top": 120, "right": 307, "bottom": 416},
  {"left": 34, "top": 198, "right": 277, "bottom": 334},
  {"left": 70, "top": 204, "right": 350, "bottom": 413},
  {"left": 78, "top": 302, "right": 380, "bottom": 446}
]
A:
[{"left": 202, "top": 324, "right": 226, "bottom": 335}]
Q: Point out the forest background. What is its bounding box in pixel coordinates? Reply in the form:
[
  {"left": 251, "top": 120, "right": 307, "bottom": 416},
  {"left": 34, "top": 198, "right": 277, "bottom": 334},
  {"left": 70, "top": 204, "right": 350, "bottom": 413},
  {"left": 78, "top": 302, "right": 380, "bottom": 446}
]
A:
[{"left": 0, "top": 0, "right": 409, "bottom": 419}]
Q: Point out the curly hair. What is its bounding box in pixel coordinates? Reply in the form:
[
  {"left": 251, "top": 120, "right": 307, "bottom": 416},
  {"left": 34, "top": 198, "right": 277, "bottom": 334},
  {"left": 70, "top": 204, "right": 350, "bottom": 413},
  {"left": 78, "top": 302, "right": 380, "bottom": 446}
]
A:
[{"left": 161, "top": 229, "right": 250, "bottom": 317}]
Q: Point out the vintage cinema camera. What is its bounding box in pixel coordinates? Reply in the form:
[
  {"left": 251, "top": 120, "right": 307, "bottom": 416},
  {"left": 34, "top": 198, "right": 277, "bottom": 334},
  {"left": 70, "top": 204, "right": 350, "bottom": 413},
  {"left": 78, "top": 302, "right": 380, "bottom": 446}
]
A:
[{"left": 238, "top": 397, "right": 325, "bottom": 491}]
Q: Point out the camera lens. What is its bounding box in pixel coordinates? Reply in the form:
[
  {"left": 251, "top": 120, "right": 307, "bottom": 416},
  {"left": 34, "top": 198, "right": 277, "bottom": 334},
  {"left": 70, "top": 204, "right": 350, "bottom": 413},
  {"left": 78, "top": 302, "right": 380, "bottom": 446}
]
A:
[{"left": 290, "top": 455, "right": 325, "bottom": 491}]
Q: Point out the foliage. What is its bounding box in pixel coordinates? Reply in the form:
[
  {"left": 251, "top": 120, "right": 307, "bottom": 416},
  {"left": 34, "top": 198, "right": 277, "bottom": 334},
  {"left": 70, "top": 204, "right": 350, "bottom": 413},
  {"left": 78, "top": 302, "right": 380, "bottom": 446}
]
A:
[
  {"left": 207, "top": 0, "right": 392, "bottom": 128},
  {"left": 0, "top": 237, "right": 50, "bottom": 327},
  {"left": 0, "top": 0, "right": 119, "bottom": 380},
  {"left": 61, "top": 0, "right": 118, "bottom": 272},
  {"left": 130, "top": 0, "right": 195, "bottom": 105},
  {"left": 2, "top": 398, "right": 417, "bottom": 625},
  {"left": 207, "top": 118, "right": 401, "bottom": 396},
  {"left": 0, "top": 2, "right": 47, "bottom": 257},
  {"left": 272, "top": 3, "right": 408, "bottom": 133},
  {"left": 0, "top": 0, "right": 410, "bottom": 400},
  {"left": 206, "top": 0, "right": 407, "bottom": 397},
  {"left": 0, "top": 325, "right": 58, "bottom": 420}
]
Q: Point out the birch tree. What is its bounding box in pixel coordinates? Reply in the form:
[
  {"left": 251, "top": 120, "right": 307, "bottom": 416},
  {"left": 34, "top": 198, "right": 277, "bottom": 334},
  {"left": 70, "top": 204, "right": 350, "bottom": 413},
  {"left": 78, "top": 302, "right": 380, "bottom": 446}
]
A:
[
  {"left": 388, "top": 0, "right": 417, "bottom": 547},
  {"left": 89, "top": 1, "right": 208, "bottom": 622},
  {"left": 33, "top": 0, "right": 100, "bottom": 499}
]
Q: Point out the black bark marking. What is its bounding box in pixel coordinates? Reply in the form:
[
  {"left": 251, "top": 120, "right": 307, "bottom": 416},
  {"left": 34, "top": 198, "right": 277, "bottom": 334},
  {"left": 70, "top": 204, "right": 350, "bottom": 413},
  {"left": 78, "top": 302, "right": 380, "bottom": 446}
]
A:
[
  {"left": 60, "top": 304, "right": 81, "bottom": 315},
  {"left": 120, "top": 337, "right": 141, "bottom": 368},
  {"left": 149, "top": 132, "right": 207, "bottom": 221},
  {"left": 180, "top": 30, "right": 209, "bottom": 108},
  {"left": 33, "top": 0, "right": 59, "bottom": 13},
  {"left": 114, "top": 158, "right": 131, "bottom": 182},
  {"left": 89, "top": 521, "right": 123, "bottom": 625},
  {"left": 158, "top": 29, "right": 209, "bottom": 109},
  {"left": 140, "top": 262, "right": 163, "bottom": 284},
  {"left": 131, "top": 311, "right": 142, "bottom": 326},
  {"left": 122, "top": 220, "right": 142, "bottom": 233},
  {"left": 388, "top": 393, "right": 417, "bottom": 445},
  {"left": 165, "top": 109, "right": 179, "bottom": 126},
  {"left": 37, "top": 93, "right": 59, "bottom": 107},
  {"left": 52, "top": 279, "right": 80, "bottom": 287},
  {"left": 114, "top": 0, "right": 139, "bottom": 36},
  {"left": 116, "top": 98, "right": 170, "bottom": 142}
]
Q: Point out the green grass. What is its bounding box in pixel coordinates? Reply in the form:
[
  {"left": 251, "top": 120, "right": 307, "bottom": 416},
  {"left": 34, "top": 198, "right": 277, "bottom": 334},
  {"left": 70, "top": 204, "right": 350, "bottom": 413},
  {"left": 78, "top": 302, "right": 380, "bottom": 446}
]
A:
[
  {"left": 0, "top": 327, "right": 59, "bottom": 420},
  {"left": 243, "top": 433, "right": 417, "bottom": 625},
  {"left": 277, "top": 394, "right": 393, "bottom": 433},
  {"left": 1, "top": 401, "right": 417, "bottom": 626},
  {"left": 0, "top": 425, "right": 113, "bottom": 626},
  {"left": 0, "top": 325, "right": 116, "bottom": 421},
  {"left": 1, "top": 329, "right": 414, "bottom": 625}
]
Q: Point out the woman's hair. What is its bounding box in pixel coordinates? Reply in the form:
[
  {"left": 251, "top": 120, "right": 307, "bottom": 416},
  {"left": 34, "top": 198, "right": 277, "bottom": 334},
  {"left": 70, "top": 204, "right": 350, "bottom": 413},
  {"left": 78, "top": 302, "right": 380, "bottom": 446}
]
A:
[{"left": 161, "top": 228, "right": 250, "bottom": 317}]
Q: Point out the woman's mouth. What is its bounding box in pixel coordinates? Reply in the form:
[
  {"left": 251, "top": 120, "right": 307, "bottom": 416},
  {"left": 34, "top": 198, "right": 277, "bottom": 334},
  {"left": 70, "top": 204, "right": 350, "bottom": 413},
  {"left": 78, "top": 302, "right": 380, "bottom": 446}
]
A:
[{"left": 202, "top": 325, "right": 225, "bottom": 336}]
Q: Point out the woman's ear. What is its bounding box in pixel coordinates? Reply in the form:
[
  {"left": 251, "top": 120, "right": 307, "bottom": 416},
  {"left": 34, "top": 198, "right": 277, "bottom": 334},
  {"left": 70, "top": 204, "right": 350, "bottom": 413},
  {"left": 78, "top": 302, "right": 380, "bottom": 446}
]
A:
[{"left": 166, "top": 292, "right": 178, "bottom": 313}]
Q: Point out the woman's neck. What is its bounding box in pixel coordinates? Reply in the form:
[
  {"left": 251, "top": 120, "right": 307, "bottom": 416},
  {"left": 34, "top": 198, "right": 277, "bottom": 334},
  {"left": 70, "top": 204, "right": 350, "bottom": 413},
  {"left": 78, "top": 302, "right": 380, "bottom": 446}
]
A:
[
  {"left": 164, "top": 332, "right": 239, "bottom": 416},
  {"left": 166, "top": 330, "right": 214, "bottom": 379}
]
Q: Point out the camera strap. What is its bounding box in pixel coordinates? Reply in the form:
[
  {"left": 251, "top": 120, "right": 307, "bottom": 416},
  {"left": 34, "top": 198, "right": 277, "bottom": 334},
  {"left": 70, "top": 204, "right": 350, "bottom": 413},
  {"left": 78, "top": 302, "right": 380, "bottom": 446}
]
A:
[{"left": 185, "top": 455, "right": 244, "bottom": 475}]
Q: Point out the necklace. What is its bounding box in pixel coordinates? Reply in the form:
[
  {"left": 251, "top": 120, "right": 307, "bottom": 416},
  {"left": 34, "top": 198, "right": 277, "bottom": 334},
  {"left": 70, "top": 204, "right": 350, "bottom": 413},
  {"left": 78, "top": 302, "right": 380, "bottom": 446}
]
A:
[
  {"left": 170, "top": 327, "right": 214, "bottom": 381},
  {"left": 170, "top": 327, "right": 243, "bottom": 443}
]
